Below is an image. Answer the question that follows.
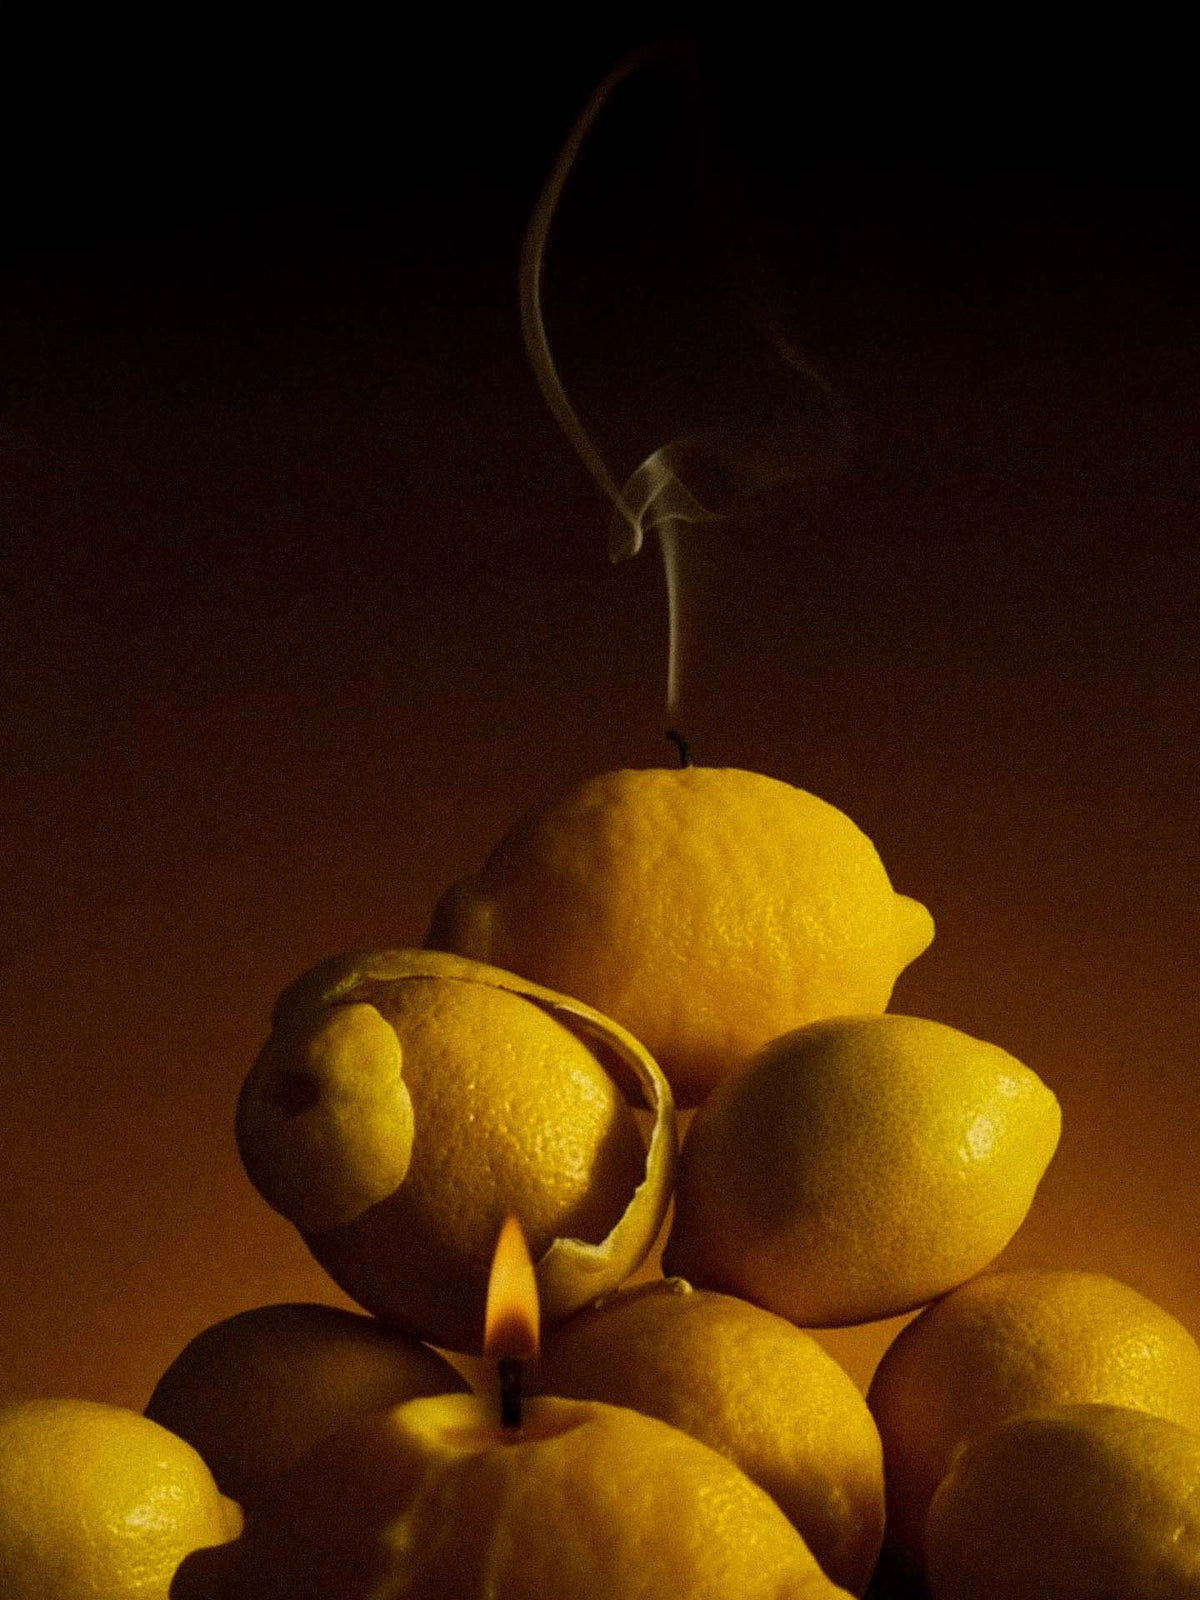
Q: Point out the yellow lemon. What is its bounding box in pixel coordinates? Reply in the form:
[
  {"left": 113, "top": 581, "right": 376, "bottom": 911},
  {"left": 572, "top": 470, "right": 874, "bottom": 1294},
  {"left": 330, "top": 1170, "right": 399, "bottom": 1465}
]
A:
[
  {"left": 236, "top": 949, "right": 675, "bottom": 1354},
  {"left": 925, "top": 1404, "right": 1200, "bottom": 1599},
  {"left": 662, "top": 1015, "right": 1060, "bottom": 1327},
  {"left": 426, "top": 766, "right": 933, "bottom": 1106},
  {"left": 174, "top": 1394, "right": 853, "bottom": 1599},
  {"left": 144, "top": 1303, "right": 468, "bottom": 1515},
  {"left": 530, "top": 1279, "right": 884, "bottom": 1595},
  {"left": 0, "top": 1397, "right": 241, "bottom": 1600},
  {"left": 866, "top": 1268, "right": 1200, "bottom": 1570}
]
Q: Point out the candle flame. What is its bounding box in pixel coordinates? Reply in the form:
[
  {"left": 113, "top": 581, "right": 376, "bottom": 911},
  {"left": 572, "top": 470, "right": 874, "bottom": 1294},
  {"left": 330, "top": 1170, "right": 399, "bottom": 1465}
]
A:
[{"left": 483, "top": 1214, "right": 540, "bottom": 1361}]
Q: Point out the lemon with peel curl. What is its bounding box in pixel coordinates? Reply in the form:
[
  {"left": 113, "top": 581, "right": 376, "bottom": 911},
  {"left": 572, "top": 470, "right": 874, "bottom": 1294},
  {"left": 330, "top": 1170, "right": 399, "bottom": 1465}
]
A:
[
  {"left": 145, "top": 1303, "right": 468, "bottom": 1516},
  {"left": 531, "top": 1279, "right": 884, "bottom": 1595},
  {"left": 174, "top": 1394, "right": 853, "bottom": 1600},
  {"left": 236, "top": 948, "right": 676, "bottom": 1353},
  {"left": 925, "top": 1404, "right": 1200, "bottom": 1599},
  {"left": 663, "top": 1014, "right": 1061, "bottom": 1326},
  {"left": 426, "top": 766, "right": 933, "bottom": 1106},
  {"left": 866, "top": 1267, "right": 1200, "bottom": 1571},
  {"left": 0, "top": 1397, "right": 241, "bottom": 1600}
]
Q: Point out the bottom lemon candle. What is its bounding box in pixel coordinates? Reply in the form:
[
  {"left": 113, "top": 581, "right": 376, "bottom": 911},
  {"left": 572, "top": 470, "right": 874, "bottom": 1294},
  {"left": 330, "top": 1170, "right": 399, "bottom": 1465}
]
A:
[{"left": 173, "top": 1392, "right": 852, "bottom": 1600}]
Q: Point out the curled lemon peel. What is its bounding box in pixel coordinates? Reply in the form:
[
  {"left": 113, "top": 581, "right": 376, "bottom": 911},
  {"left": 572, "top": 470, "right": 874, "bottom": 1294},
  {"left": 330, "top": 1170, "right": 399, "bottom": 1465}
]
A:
[
  {"left": 264, "top": 948, "right": 677, "bottom": 1324},
  {"left": 236, "top": 1001, "right": 415, "bottom": 1236}
]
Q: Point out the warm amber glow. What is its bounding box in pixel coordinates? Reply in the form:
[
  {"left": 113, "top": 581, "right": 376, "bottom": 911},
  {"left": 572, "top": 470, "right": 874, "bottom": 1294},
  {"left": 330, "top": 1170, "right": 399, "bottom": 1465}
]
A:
[{"left": 483, "top": 1214, "right": 540, "bottom": 1360}]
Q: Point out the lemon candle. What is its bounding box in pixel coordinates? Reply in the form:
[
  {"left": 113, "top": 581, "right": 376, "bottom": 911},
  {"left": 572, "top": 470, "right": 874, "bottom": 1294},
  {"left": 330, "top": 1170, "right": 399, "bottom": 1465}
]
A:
[
  {"left": 174, "top": 1223, "right": 851, "bottom": 1600},
  {"left": 177, "top": 1391, "right": 853, "bottom": 1599}
]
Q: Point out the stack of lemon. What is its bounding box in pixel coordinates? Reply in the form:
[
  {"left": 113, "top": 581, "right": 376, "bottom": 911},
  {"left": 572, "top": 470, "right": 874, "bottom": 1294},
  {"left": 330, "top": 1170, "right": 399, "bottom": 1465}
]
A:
[{"left": 3, "top": 765, "right": 1198, "bottom": 1599}]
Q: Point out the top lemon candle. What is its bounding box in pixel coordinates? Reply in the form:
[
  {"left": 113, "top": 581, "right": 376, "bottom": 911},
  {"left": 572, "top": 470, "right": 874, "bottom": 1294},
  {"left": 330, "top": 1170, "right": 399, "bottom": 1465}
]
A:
[{"left": 427, "top": 765, "right": 933, "bottom": 1105}]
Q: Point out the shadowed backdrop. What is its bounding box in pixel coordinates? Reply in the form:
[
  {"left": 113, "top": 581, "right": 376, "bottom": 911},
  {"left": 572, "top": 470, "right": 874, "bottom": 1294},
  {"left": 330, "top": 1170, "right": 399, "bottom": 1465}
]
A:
[{"left": 2, "top": 21, "right": 1196, "bottom": 1429}]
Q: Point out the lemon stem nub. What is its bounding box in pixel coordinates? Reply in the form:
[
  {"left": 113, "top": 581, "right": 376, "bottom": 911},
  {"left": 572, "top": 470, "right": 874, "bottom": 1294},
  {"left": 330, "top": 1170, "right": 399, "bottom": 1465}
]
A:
[
  {"left": 666, "top": 729, "right": 692, "bottom": 768},
  {"left": 499, "top": 1357, "right": 524, "bottom": 1429}
]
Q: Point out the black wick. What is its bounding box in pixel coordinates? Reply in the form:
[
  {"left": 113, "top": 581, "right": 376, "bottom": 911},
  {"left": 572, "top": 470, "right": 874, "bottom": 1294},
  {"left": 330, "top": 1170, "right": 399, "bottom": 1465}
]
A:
[
  {"left": 499, "top": 1357, "right": 524, "bottom": 1429},
  {"left": 666, "top": 728, "right": 693, "bottom": 768}
]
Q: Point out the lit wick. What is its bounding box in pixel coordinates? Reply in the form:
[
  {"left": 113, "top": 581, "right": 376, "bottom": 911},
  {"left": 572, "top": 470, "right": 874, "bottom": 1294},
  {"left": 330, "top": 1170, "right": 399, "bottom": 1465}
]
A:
[
  {"left": 483, "top": 1214, "right": 540, "bottom": 1431},
  {"left": 497, "top": 1358, "right": 523, "bottom": 1430}
]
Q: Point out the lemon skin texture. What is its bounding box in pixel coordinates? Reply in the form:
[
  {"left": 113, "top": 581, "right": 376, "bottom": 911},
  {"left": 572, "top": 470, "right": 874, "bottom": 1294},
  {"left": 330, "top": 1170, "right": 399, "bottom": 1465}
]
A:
[
  {"left": 427, "top": 766, "right": 933, "bottom": 1106},
  {"left": 924, "top": 1404, "right": 1200, "bottom": 1599},
  {"left": 145, "top": 1303, "right": 467, "bottom": 1515},
  {"left": 663, "top": 1014, "right": 1060, "bottom": 1327},
  {"left": 866, "top": 1268, "right": 1200, "bottom": 1570},
  {"left": 175, "top": 1394, "right": 854, "bottom": 1600},
  {"left": 237, "top": 949, "right": 675, "bottom": 1354},
  {"left": 531, "top": 1279, "right": 884, "bottom": 1595},
  {"left": 0, "top": 1397, "right": 241, "bottom": 1600}
]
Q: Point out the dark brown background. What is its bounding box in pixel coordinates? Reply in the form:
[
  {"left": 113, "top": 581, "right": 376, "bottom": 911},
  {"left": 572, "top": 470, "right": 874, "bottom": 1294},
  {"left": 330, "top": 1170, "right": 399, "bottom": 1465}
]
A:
[{"left": 2, "top": 19, "right": 1196, "bottom": 1429}]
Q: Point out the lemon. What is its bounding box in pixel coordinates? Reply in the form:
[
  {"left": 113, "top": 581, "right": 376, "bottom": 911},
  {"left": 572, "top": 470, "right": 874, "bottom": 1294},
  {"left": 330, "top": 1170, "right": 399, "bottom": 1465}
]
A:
[
  {"left": 866, "top": 1268, "right": 1200, "bottom": 1570},
  {"left": 0, "top": 1397, "right": 241, "bottom": 1600},
  {"left": 175, "top": 1393, "right": 853, "bottom": 1599},
  {"left": 530, "top": 1279, "right": 884, "bottom": 1595},
  {"left": 925, "top": 1404, "right": 1200, "bottom": 1599},
  {"left": 662, "top": 1015, "right": 1060, "bottom": 1327},
  {"left": 236, "top": 949, "right": 676, "bottom": 1354},
  {"left": 144, "top": 1303, "right": 468, "bottom": 1515},
  {"left": 426, "top": 766, "right": 933, "bottom": 1106}
]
